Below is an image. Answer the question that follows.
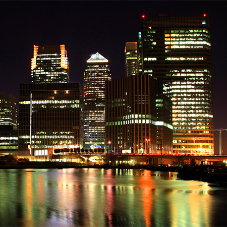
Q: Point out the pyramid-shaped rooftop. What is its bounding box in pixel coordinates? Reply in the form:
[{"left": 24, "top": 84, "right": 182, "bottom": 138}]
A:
[{"left": 87, "top": 52, "right": 108, "bottom": 63}]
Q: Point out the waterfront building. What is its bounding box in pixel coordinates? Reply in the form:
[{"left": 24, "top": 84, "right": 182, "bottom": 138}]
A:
[
  {"left": 19, "top": 83, "right": 83, "bottom": 156},
  {"left": 0, "top": 93, "right": 17, "bottom": 126},
  {"left": 105, "top": 75, "right": 172, "bottom": 154},
  {"left": 83, "top": 53, "right": 111, "bottom": 149},
  {"left": 139, "top": 15, "right": 213, "bottom": 155},
  {"left": 154, "top": 78, "right": 173, "bottom": 154},
  {"left": 0, "top": 125, "right": 18, "bottom": 155},
  {"left": 31, "top": 45, "right": 69, "bottom": 83},
  {"left": 19, "top": 45, "right": 83, "bottom": 156},
  {"left": 0, "top": 93, "right": 18, "bottom": 155},
  {"left": 125, "top": 42, "right": 138, "bottom": 77}
]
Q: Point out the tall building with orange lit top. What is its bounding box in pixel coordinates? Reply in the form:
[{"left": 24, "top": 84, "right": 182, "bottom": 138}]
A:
[
  {"left": 31, "top": 45, "right": 69, "bottom": 83},
  {"left": 18, "top": 45, "right": 83, "bottom": 157}
]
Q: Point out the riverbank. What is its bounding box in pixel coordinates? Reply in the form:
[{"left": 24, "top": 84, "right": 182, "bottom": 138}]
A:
[
  {"left": 177, "top": 165, "right": 227, "bottom": 183},
  {"left": 0, "top": 161, "right": 181, "bottom": 171},
  {"left": 0, "top": 162, "right": 151, "bottom": 170},
  {"left": 1, "top": 162, "right": 227, "bottom": 184}
]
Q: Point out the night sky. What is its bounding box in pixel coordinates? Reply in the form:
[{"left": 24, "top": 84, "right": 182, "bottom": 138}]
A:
[{"left": 0, "top": 1, "right": 226, "bottom": 154}]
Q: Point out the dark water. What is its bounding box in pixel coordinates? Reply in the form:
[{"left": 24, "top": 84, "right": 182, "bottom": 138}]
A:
[{"left": 0, "top": 168, "right": 227, "bottom": 227}]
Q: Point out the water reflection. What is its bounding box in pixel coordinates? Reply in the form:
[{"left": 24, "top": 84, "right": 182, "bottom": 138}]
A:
[{"left": 0, "top": 168, "right": 227, "bottom": 226}]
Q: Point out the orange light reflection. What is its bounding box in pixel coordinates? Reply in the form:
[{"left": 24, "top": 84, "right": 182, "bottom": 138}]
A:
[{"left": 140, "top": 170, "right": 154, "bottom": 227}]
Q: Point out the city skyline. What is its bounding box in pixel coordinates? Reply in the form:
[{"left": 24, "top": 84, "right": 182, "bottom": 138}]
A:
[{"left": 0, "top": 2, "right": 226, "bottom": 153}]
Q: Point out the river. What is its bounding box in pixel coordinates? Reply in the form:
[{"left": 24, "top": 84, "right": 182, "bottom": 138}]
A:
[{"left": 0, "top": 168, "right": 227, "bottom": 227}]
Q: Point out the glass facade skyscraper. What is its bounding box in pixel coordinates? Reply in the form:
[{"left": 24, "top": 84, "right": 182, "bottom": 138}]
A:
[
  {"left": 0, "top": 93, "right": 17, "bottom": 126},
  {"left": 125, "top": 42, "right": 138, "bottom": 77},
  {"left": 139, "top": 15, "right": 213, "bottom": 155},
  {"left": 19, "top": 45, "right": 83, "bottom": 156},
  {"left": 19, "top": 83, "right": 83, "bottom": 156},
  {"left": 83, "top": 53, "right": 111, "bottom": 149},
  {"left": 31, "top": 45, "right": 69, "bottom": 83},
  {"left": 105, "top": 75, "right": 172, "bottom": 154},
  {"left": 0, "top": 93, "right": 18, "bottom": 155}
]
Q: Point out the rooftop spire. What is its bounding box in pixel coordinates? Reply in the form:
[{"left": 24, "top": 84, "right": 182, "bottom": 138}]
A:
[{"left": 87, "top": 52, "right": 108, "bottom": 63}]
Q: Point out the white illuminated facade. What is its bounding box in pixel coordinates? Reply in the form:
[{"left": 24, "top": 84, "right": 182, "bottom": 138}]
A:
[
  {"left": 83, "top": 53, "right": 111, "bottom": 149},
  {"left": 140, "top": 15, "right": 213, "bottom": 155}
]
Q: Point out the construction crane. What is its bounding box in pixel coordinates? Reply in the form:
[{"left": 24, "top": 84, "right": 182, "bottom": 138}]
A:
[{"left": 214, "top": 129, "right": 227, "bottom": 155}]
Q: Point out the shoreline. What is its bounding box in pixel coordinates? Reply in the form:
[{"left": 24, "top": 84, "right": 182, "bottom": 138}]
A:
[
  {"left": 0, "top": 163, "right": 179, "bottom": 171},
  {"left": 2, "top": 164, "right": 227, "bottom": 185},
  {"left": 0, "top": 164, "right": 148, "bottom": 170}
]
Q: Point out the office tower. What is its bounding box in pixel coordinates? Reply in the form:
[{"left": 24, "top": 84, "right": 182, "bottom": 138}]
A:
[
  {"left": 125, "top": 42, "right": 138, "bottom": 77},
  {"left": 105, "top": 75, "right": 172, "bottom": 154},
  {"left": 0, "top": 125, "right": 18, "bottom": 155},
  {"left": 139, "top": 15, "right": 213, "bottom": 155},
  {"left": 19, "top": 83, "right": 83, "bottom": 156},
  {"left": 155, "top": 83, "right": 173, "bottom": 154},
  {"left": 83, "top": 53, "right": 111, "bottom": 149},
  {"left": 0, "top": 93, "right": 17, "bottom": 126},
  {"left": 19, "top": 45, "right": 83, "bottom": 156},
  {"left": 31, "top": 45, "right": 69, "bottom": 83},
  {"left": 0, "top": 93, "right": 18, "bottom": 154}
]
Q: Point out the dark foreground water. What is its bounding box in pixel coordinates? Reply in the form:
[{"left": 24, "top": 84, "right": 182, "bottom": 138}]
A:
[{"left": 0, "top": 168, "right": 227, "bottom": 227}]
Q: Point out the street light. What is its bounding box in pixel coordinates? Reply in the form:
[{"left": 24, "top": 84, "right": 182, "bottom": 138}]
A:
[
  {"left": 108, "top": 141, "right": 111, "bottom": 152},
  {"left": 161, "top": 146, "right": 164, "bottom": 166}
]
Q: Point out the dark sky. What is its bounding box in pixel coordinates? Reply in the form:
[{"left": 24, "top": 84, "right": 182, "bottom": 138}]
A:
[{"left": 0, "top": 1, "right": 226, "bottom": 154}]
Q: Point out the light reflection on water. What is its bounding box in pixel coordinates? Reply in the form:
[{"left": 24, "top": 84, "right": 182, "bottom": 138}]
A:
[{"left": 0, "top": 168, "right": 227, "bottom": 226}]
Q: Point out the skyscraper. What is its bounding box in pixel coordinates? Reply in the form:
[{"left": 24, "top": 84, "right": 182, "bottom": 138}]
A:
[
  {"left": 0, "top": 93, "right": 17, "bottom": 126},
  {"left": 83, "top": 53, "right": 111, "bottom": 149},
  {"left": 0, "top": 93, "right": 18, "bottom": 155},
  {"left": 105, "top": 75, "right": 172, "bottom": 154},
  {"left": 125, "top": 42, "right": 138, "bottom": 77},
  {"left": 19, "top": 83, "right": 83, "bottom": 156},
  {"left": 31, "top": 45, "right": 69, "bottom": 83},
  {"left": 139, "top": 15, "right": 213, "bottom": 155},
  {"left": 19, "top": 45, "right": 83, "bottom": 157}
]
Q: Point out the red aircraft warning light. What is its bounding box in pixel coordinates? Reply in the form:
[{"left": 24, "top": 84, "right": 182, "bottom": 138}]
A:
[
  {"left": 142, "top": 15, "right": 145, "bottom": 19},
  {"left": 203, "top": 13, "right": 207, "bottom": 17}
]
